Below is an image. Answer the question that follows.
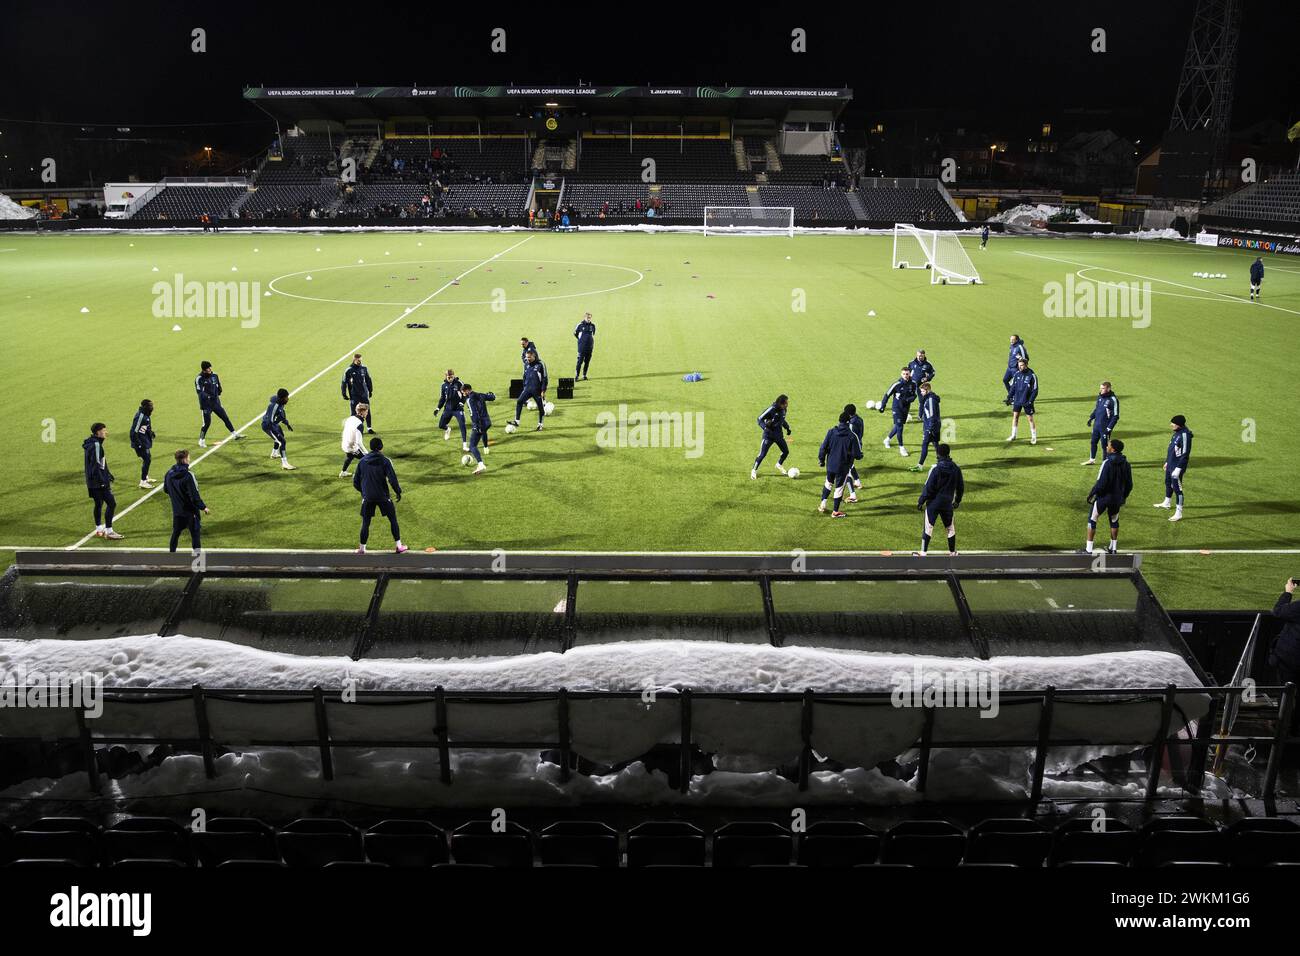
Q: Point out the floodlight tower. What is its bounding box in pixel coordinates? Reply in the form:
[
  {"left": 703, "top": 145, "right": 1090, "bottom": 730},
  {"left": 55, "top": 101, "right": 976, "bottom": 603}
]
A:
[{"left": 1167, "top": 0, "right": 1242, "bottom": 197}]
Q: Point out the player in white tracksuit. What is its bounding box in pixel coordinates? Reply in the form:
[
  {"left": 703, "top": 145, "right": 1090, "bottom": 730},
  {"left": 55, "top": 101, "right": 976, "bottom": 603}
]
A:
[{"left": 340, "top": 403, "right": 368, "bottom": 477}]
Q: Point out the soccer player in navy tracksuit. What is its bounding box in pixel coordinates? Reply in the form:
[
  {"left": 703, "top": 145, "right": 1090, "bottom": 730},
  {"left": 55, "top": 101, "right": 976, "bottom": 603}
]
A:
[
  {"left": 342, "top": 353, "right": 374, "bottom": 431},
  {"left": 510, "top": 351, "right": 549, "bottom": 431},
  {"left": 195, "top": 361, "right": 242, "bottom": 448},
  {"left": 437, "top": 369, "right": 468, "bottom": 450},
  {"left": 751, "top": 395, "right": 792, "bottom": 479},
  {"left": 1084, "top": 438, "right": 1133, "bottom": 555},
  {"left": 129, "top": 399, "right": 156, "bottom": 488},
  {"left": 519, "top": 336, "right": 539, "bottom": 376},
  {"left": 163, "top": 449, "right": 209, "bottom": 553},
  {"left": 83, "top": 423, "right": 122, "bottom": 539},
  {"left": 1250, "top": 256, "right": 1264, "bottom": 301},
  {"left": 844, "top": 403, "right": 864, "bottom": 501},
  {"left": 1003, "top": 335, "right": 1027, "bottom": 401},
  {"left": 912, "top": 381, "right": 942, "bottom": 471},
  {"left": 1006, "top": 357, "right": 1039, "bottom": 444},
  {"left": 980, "top": 224, "right": 990, "bottom": 249},
  {"left": 1155, "top": 414, "right": 1192, "bottom": 522},
  {"left": 1084, "top": 381, "right": 1119, "bottom": 465},
  {"left": 916, "top": 443, "right": 964, "bottom": 556},
  {"left": 353, "top": 437, "right": 407, "bottom": 554},
  {"left": 461, "top": 382, "right": 496, "bottom": 474},
  {"left": 817, "top": 411, "right": 862, "bottom": 518},
  {"left": 261, "top": 388, "right": 296, "bottom": 470},
  {"left": 880, "top": 365, "right": 917, "bottom": 456},
  {"left": 574, "top": 313, "right": 596, "bottom": 380},
  {"left": 908, "top": 350, "right": 935, "bottom": 388}
]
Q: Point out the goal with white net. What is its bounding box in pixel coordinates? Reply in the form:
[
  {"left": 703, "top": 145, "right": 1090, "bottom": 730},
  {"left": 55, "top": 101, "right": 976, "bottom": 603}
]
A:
[
  {"left": 891, "top": 223, "right": 982, "bottom": 284},
  {"left": 704, "top": 206, "right": 795, "bottom": 237}
]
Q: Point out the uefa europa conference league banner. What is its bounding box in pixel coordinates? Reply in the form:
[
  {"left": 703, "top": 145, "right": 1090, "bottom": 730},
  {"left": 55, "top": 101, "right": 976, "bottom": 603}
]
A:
[{"left": 245, "top": 86, "right": 851, "bottom": 100}]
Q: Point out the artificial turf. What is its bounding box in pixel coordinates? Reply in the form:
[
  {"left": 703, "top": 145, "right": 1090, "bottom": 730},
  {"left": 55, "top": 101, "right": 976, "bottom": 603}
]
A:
[{"left": 1, "top": 227, "right": 1296, "bottom": 609}]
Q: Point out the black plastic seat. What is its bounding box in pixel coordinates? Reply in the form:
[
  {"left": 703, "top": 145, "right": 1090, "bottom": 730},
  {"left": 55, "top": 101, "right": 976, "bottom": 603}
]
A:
[
  {"left": 8, "top": 858, "right": 90, "bottom": 868},
  {"left": 324, "top": 860, "right": 388, "bottom": 869},
  {"left": 218, "top": 859, "right": 287, "bottom": 869},
  {"left": 103, "top": 829, "right": 193, "bottom": 866},
  {"left": 278, "top": 819, "right": 364, "bottom": 867},
  {"left": 627, "top": 821, "right": 706, "bottom": 868},
  {"left": 797, "top": 822, "right": 881, "bottom": 867},
  {"left": 450, "top": 821, "right": 534, "bottom": 868},
  {"left": 713, "top": 822, "right": 794, "bottom": 868},
  {"left": 539, "top": 821, "right": 619, "bottom": 868},
  {"left": 191, "top": 818, "right": 279, "bottom": 867},
  {"left": 1226, "top": 818, "right": 1300, "bottom": 835},
  {"left": 112, "top": 859, "right": 187, "bottom": 868},
  {"left": 1134, "top": 830, "right": 1226, "bottom": 867},
  {"left": 26, "top": 817, "right": 101, "bottom": 835},
  {"left": 965, "top": 824, "right": 1051, "bottom": 867},
  {"left": 881, "top": 820, "right": 966, "bottom": 868},
  {"left": 1140, "top": 816, "right": 1219, "bottom": 834},
  {"left": 364, "top": 820, "right": 448, "bottom": 867},
  {"left": 12, "top": 830, "right": 100, "bottom": 867},
  {"left": 1050, "top": 819, "right": 1137, "bottom": 866},
  {"left": 1230, "top": 830, "right": 1300, "bottom": 866}
]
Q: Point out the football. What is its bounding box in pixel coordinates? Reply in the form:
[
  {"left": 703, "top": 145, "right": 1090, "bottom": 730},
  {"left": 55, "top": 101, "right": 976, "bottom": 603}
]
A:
[
  {"left": 460, "top": 454, "right": 474, "bottom": 466},
  {"left": 543, "top": 401, "right": 555, "bottom": 414},
  {"left": 504, "top": 423, "right": 517, "bottom": 434},
  {"left": 525, "top": 398, "right": 537, "bottom": 410},
  {"left": 787, "top": 467, "right": 800, "bottom": 479}
]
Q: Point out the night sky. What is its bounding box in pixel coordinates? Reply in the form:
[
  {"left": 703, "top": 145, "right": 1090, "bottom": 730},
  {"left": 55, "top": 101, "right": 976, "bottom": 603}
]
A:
[{"left": 1, "top": 0, "right": 1294, "bottom": 146}]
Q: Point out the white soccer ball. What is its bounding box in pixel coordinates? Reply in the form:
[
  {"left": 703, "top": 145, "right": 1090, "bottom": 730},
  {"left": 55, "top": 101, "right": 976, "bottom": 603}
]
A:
[
  {"left": 526, "top": 399, "right": 537, "bottom": 410},
  {"left": 505, "top": 423, "right": 517, "bottom": 434},
  {"left": 787, "top": 467, "right": 800, "bottom": 479},
  {"left": 543, "top": 401, "right": 555, "bottom": 414},
  {"left": 461, "top": 454, "right": 474, "bottom": 466}
]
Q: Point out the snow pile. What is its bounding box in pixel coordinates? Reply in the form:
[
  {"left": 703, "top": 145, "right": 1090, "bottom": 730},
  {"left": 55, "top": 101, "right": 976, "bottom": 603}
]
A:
[
  {"left": 0, "top": 192, "right": 36, "bottom": 220},
  {"left": 990, "top": 203, "right": 1102, "bottom": 227},
  {"left": 0, "top": 634, "right": 1202, "bottom": 694},
  {"left": 0, "top": 637, "right": 1211, "bottom": 808}
]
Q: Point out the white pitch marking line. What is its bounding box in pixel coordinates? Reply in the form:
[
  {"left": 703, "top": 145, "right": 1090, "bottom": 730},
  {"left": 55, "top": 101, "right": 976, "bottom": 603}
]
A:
[
  {"left": 65, "top": 234, "right": 534, "bottom": 550},
  {"left": 1016, "top": 250, "right": 1300, "bottom": 318}
]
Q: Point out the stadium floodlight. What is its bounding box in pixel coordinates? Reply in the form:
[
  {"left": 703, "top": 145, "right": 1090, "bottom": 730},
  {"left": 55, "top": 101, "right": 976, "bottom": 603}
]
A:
[
  {"left": 704, "top": 206, "right": 795, "bottom": 237},
  {"left": 891, "top": 223, "right": 982, "bottom": 284}
]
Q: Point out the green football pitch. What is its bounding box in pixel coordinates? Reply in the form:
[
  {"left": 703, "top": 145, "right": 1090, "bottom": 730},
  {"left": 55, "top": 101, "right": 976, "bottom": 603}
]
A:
[{"left": 1, "top": 228, "right": 1297, "bottom": 610}]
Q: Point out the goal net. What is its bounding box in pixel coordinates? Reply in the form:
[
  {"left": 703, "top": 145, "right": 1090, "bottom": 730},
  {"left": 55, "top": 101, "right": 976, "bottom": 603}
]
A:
[
  {"left": 704, "top": 206, "right": 795, "bottom": 237},
  {"left": 891, "top": 223, "right": 982, "bottom": 284}
]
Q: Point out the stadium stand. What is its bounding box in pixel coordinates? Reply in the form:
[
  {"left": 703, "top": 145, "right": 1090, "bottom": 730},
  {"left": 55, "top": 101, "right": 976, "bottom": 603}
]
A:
[
  {"left": 4, "top": 812, "right": 1299, "bottom": 868},
  {"left": 1200, "top": 172, "right": 1300, "bottom": 228},
  {"left": 854, "top": 179, "right": 961, "bottom": 223},
  {"left": 758, "top": 185, "right": 856, "bottom": 220},
  {"left": 573, "top": 139, "right": 751, "bottom": 183},
  {"left": 131, "top": 184, "right": 246, "bottom": 220}
]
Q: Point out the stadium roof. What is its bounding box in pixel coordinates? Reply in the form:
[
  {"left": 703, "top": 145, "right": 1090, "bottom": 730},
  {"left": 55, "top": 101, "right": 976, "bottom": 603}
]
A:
[{"left": 243, "top": 85, "right": 853, "bottom": 123}]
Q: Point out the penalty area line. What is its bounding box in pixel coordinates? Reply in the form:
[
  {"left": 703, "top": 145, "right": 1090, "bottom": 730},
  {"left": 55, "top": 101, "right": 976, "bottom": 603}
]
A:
[{"left": 63, "top": 234, "right": 534, "bottom": 551}]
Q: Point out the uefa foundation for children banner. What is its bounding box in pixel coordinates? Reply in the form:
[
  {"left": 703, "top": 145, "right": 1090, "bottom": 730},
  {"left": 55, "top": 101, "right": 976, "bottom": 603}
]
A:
[{"left": 1215, "top": 230, "right": 1300, "bottom": 256}]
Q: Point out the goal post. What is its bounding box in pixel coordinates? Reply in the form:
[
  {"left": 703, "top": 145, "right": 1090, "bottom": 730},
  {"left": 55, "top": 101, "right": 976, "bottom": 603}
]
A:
[
  {"left": 891, "top": 223, "right": 982, "bottom": 284},
  {"left": 704, "top": 206, "right": 795, "bottom": 237}
]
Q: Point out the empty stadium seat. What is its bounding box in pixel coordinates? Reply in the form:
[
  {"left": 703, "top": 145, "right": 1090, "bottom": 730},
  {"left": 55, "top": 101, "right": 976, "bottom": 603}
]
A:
[
  {"left": 12, "top": 829, "right": 100, "bottom": 867},
  {"left": 364, "top": 820, "right": 449, "bottom": 867},
  {"left": 965, "top": 819, "right": 1052, "bottom": 867},
  {"left": 103, "top": 828, "right": 193, "bottom": 866},
  {"left": 712, "top": 821, "right": 794, "bottom": 868},
  {"left": 797, "top": 821, "right": 881, "bottom": 867},
  {"left": 1049, "top": 819, "right": 1138, "bottom": 866},
  {"left": 278, "top": 818, "right": 365, "bottom": 867},
  {"left": 880, "top": 821, "right": 966, "bottom": 867},
  {"left": 538, "top": 821, "right": 619, "bottom": 868},
  {"left": 1230, "top": 830, "right": 1300, "bottom": 867},
  {"left": 449, "top": 821, "right": 534, "bottom": 867},
  {"left": 627, "top": 821, "right": 706, "bottom": 867},
  {"left": 191, "top": 818, "right": 279, "bottom": 867},
  {"left": 1134, "top": 830, "right": 1227, "bottom": 867}
]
